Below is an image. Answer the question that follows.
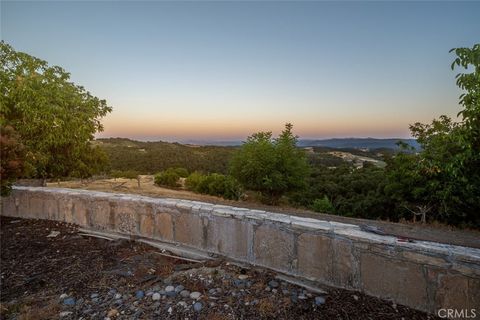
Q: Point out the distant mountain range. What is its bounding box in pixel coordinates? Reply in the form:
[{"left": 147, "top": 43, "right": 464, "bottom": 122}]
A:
[
  {"left": 182, "top": 138, "right": 420, "bottom": 150},
  {"left": 297, "top": 138, "right": 420, "bottom": 150}
]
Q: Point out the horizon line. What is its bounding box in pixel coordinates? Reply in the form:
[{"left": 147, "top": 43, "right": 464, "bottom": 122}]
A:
[{"left": 95, "top": 136, "right": 416, "bottom": 143}]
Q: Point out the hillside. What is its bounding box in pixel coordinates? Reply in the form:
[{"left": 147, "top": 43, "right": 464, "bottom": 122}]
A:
[
  {"left": 95, "top": 138, "right": 236, "bottom": 174},
  {"left": 297, "top": 138, "right": 420, "bottom": 150},
  {"left": 96, "top": 138, "right": 392, "bottom": 175}
]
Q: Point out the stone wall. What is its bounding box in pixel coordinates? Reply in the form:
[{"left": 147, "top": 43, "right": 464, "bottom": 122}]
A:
[{"left": 1, "top": 186, "right": 479, "bottom": 313}]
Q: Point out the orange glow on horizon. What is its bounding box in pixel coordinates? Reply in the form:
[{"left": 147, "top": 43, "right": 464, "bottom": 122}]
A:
[{"left": 96, "top": 113, "right": 414, "bottom": 141}]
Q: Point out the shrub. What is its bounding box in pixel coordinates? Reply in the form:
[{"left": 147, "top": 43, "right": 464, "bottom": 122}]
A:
[
  {"left": 172, "top": 167, "right": 189, "bottom": 178},
  {"left": 185, "top": 171, "right": 204, "bottom": 190},
  {"left": 221, "top": 175, "right": 244, "bottom": 200},
  {"left": 311, "top": 196, "right": 334, "bottom": 214},
  {"left": 154, "top": 168, "right": 180, "bottom": 188},
  {"left": 185, "top": 172, "right": 242, "bottom": 200}
]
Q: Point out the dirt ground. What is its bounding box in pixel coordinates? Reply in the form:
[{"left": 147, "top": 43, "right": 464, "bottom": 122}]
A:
[
  {"left": 0, "top": 216, "right": 438, "bottom": 320},
  {"left": 47, "top": 176, "right": 480, "bottom": 249}
]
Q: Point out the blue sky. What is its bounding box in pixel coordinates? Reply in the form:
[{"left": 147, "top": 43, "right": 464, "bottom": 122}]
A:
[{"left": 2, "top": 1, "right": 479, "bottom": 141}]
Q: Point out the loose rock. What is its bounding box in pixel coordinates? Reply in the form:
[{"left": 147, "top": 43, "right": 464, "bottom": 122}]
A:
[
  {"left": 180, "top": 290, "right": 191, "bottom": 298},
  {"left": 190, "top": 291, "right": 201, "bottom": 300},
  {"left": 135, "top": 290, "right": 145, "bottom": 299},
  {"left": 315, "top": 296, "right": 326, "bottom": 306},
  {"left": 63, "top": 297, "right": 76, "bottom": 306},
  {"left": 166, "top": 290, "right": 177, "bottom": 297},
  {"left": 193, "top": 302, "right": 203, "bottom": 312},
  {"left": 174, "top": 285, "right": 184, "bottom": 292}
]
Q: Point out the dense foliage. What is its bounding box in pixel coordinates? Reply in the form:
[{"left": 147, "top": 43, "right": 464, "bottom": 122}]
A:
[
  {"left": 230, "top": 123, "right": 310, "bottom": 204},
  {"left": 289, "top": 164, "right": 392, "bottom": 219},
  {"left": 185, "top": 172, "right": 243, "bottom": 200},
  {"left": 154, "top": 168, "right": 182, "bottom": 188},
  {"left": 0, "top": 125, "right": 25, "bottom": 195},
  {"left": 311, "top": 196, "right": 334, "bottom": 214},
  {"left": 98, "top": 138, "right": 234, "bottom": 174},
  {"left": 0, "top": 42, "right": 111, "bottom": 185},
  {"left": 399, "top": 44, "right": 480, "bottom": 226}
]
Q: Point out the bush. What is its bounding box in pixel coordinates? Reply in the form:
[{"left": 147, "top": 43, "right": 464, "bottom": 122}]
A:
[
  {"left": 185, "top": 171, "right": 204, "bottom": 190},
  {"left": 185, "top": 172, "right": 242, "bottom": 200},
  {"left": 172, "top": 167, "right": 189, "bottom": 178},
  {"left": 311, "top": 196, "right": 335, "bottom": 214},
  {"left": 154, "top": 168, "right": 180, "bottom": 188},
  {"left": 221, "top": 175, "right": 244, "bottom": 200}
]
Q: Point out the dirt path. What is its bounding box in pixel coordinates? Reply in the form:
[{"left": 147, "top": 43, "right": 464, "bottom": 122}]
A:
[
  {"left": 0, "top": 216, "right": 437, "bottom": 320},
  {"left": 47, "top": 176, "right": 480, "bottom": 249}
]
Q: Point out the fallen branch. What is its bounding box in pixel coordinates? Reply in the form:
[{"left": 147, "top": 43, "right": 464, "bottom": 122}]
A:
[{"left": 111, "top": 181, "right": 128, "bottom": 190}]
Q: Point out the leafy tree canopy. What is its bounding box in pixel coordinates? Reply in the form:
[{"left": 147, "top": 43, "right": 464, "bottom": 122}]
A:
[
  {"left": 387, "top": 44, "right": 480, "bottom": 226},
  {"left": 0, "top": 125, "right": 25, "bottom": 195},
  {"left": 0, "top": 42, "right": 112, "bottom": 183}
]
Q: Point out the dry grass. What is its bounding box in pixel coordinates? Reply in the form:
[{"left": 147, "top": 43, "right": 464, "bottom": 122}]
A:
[
  {"left": 16, "top": 298, "right": 60, "bottom": 320},
  {"left": 49, "top": 176, "right": 229, "bottom": 204},
  {"left": 158, "top": 264, "right": 174, "bottom": 276},
  {"left": 182, "top": 278, "right": 208, "bottom": 294},
  {"left": 0, "top": 303, "right": 53, "bottom": 320},
  {"left": 257, "top": 298, "right": 276, "bottom": 317},
  {"left": 206, "top": 312, "right": 231, "bottom": 320}
]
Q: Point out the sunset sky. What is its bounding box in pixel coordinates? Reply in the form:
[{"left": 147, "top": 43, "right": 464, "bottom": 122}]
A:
[{"left": 2, "top": 1, "right": 479, "bottom": 141}]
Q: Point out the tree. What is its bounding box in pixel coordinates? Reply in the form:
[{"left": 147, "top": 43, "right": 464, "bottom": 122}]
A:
[
  {"left": 230, "top": 123, "right": 310, "bottom": 204},
  {"left": 447, "top": 44, "right": 480, "bottom": 226},
  {"left": 385, "top": 44, "right": 480, "bottom": 226},
  {"left": 0, "top": 125, "right": 25, "bottom": 195},
  {"left": 0, "top": 42, "right": 112, "bottom": 184}
]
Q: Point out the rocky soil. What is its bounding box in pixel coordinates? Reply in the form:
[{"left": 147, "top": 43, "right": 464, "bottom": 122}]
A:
[{"left": 0, "top": 216, "right": 438, "bottom": 319}]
